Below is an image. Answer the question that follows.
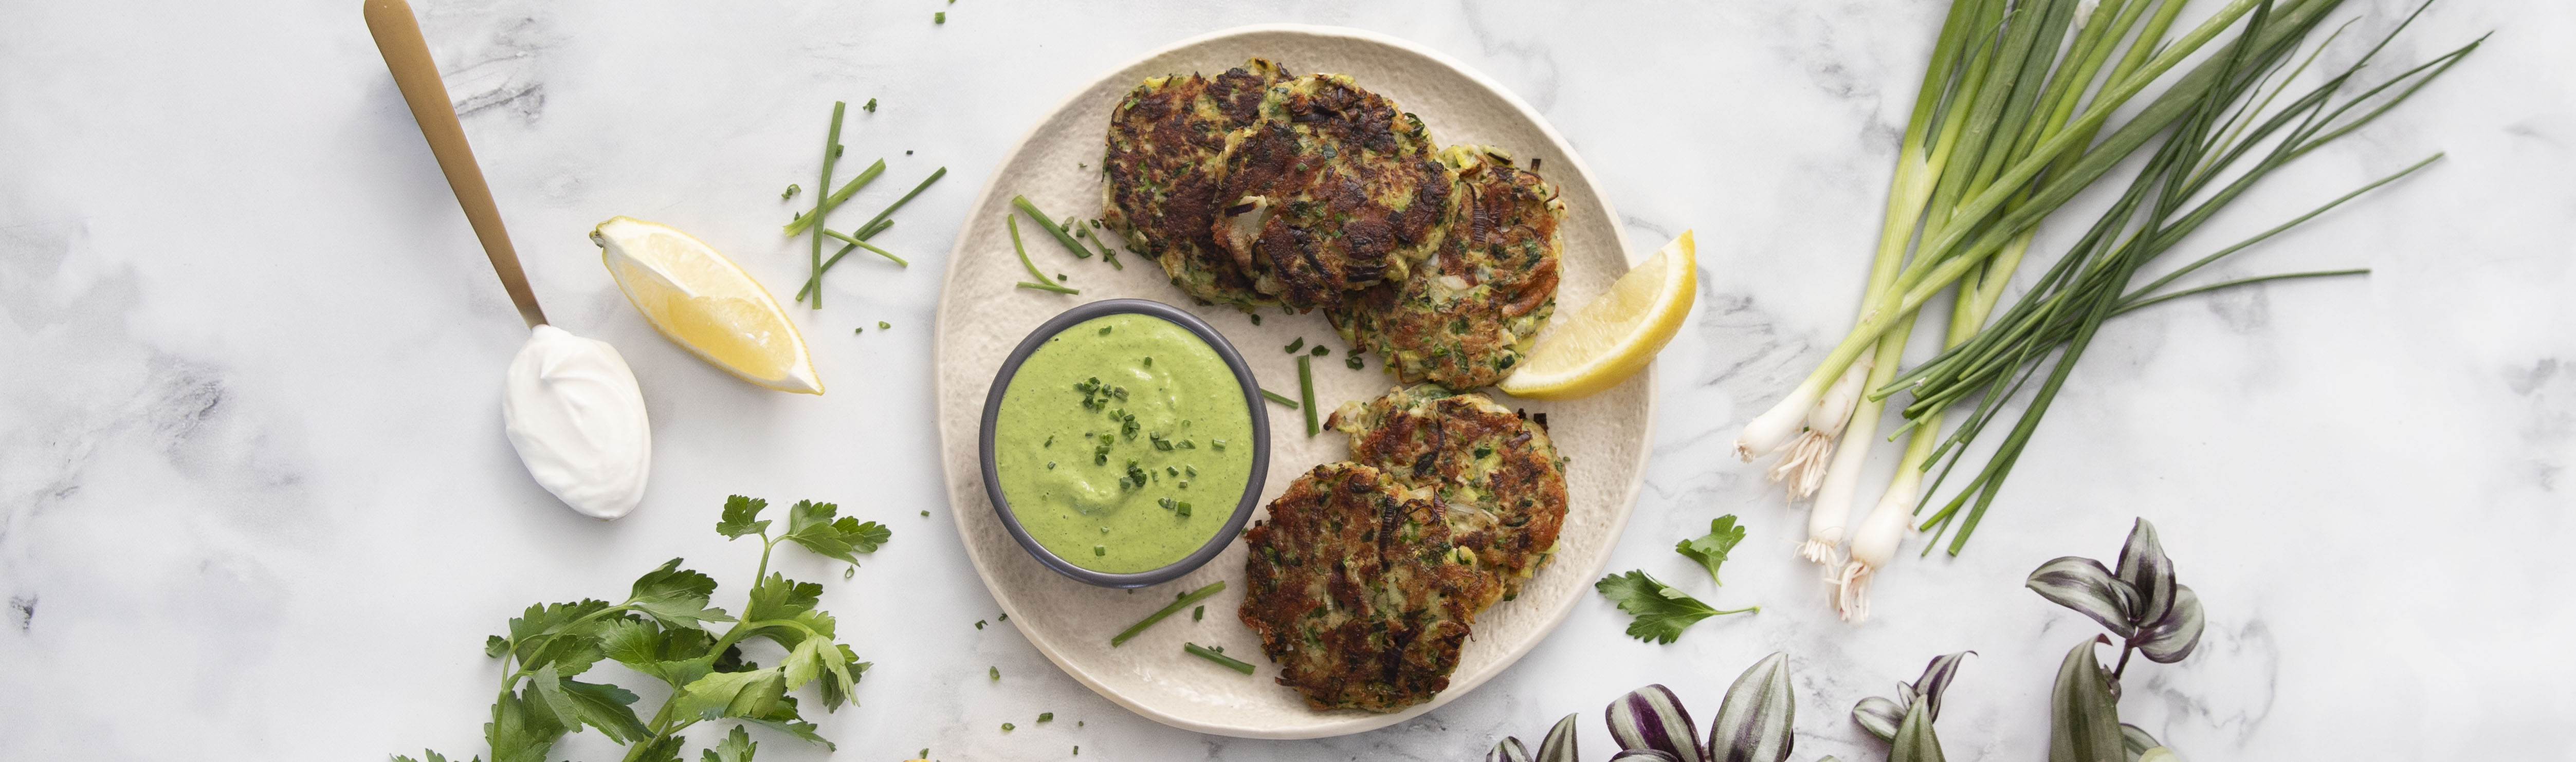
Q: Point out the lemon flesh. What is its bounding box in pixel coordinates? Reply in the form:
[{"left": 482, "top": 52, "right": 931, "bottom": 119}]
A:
[
  {"left": 594, "top": 216, "right": 823, "bottom": 395},
  {"left": 1496, "top": 231, "right": 1695, "bottom": 401}
]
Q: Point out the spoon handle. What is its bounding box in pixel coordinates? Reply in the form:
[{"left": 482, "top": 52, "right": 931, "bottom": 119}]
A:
[{"left": 363, "top": 0, "right": 547, "bottom": 328}]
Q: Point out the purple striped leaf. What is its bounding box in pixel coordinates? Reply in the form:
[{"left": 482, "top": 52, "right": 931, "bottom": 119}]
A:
[
  {"left": 2134, "top": 584, "right": 2204, "bottom": 664},
  {"left": 2047, "top": 638, "right": 2122, "bottom": 762},
  {"left": 1606, "top": 684, "right": 1708, "bottom": 762},
  {"left": 2027, "top": 556, "right": 2140, "bottom": 638},
  {"left": 2119, "top": 723, "right": 2160, "bottom": 761},
  {"left": 1889, "top": 698, "right": 1946, "bottom": 762},
  {"left": 2113, "top": 518, "right": 2176, "bottom": 626},
  {"left": 1537, "top": 713, "right": 1581, "bottom": 762},
  {"left": 1852, "top": 695, "right": 1905, "bottom": 742},
  {"left": 1487, "top": 736, "right": 1531, "bottom": 762},
  {"left": 1610, "top": 751, "right": 1682, "bottom": 762},
  {"left": 1910, "top": 651, "right": 1972, "bottom": 721},
  {"left": 1708, "top": 652, "right": 1794, "bottom": 762}
]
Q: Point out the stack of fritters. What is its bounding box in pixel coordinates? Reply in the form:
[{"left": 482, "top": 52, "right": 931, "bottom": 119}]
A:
[
  {"left": 1239, "top": 386, "right": 1567, "bottom": 713},
  {"left": 1329, "top": 146, "right": 1564, "bottom": 388},
  {"left": 1104, "top": 65, "right": 1562, "bottom": 386},
  {"left": 1102, "top": 59, "right": 1292, "bottom": 310}
]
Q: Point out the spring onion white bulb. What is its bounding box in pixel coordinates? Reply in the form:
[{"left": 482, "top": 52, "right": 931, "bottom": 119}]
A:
[
  {"left": 1835, "top": 468, "right": 1923, "bottom": 622},
  {"left": 1767, "top": 356, "right": 1874, "bottom": 499},
  {"left": 1733, "top": 384, "right": 1818, "bottom": 462}
]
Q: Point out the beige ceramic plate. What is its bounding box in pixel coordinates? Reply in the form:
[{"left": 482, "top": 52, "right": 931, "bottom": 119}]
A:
[{"left": 931, "top": 24, "right": 1653, "bottom": 739}]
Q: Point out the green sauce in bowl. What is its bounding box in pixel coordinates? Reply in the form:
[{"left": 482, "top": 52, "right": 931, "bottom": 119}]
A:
[{"left": 992, "top": 312, "right": 1254, "bottom": 574}]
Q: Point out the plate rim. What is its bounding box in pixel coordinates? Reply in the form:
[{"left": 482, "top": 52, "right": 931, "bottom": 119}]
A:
[{"left": 929, "top": 22, "right": 1655, "bottom": 739}]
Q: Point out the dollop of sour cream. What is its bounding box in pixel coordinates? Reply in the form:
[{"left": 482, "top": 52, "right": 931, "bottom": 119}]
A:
[{"left": 503, "top": 325, "right": 652, "bottom": 519}]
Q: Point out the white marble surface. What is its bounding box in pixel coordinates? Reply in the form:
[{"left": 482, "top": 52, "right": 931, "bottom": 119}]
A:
[{"left": 2, "top": 1, "right": 2567, "bottom": 760}]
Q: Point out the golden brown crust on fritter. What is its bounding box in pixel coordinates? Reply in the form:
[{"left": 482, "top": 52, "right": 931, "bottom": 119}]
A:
[
  {"left": 1102, "top": 59, "right": 1290, "bottom": 310},
  {"left": 1237, "top": 462, "right": 1486, "bottom": 713},
  {"left": 1328, "top": 386, "right": 1568, "bottom": 602},
  {"left": 1211, "top": 74, "right": 1454, "bottom": 312},
  {"left": 1329, "top": 146, "right": 1563, "bottom": 388}
]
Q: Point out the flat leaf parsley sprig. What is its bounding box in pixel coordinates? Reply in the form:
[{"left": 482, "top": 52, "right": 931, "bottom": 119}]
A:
[{"left": 396, "top": 495, "right": 890, "bottom": 762}]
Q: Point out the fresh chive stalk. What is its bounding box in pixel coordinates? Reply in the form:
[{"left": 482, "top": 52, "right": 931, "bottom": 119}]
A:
[
  {"left": 820, "top": 228, "right": 908, "bottom": 266},
  {"left": 1297, "top": 355, "right": 1317, "bottom": 436},
  {"left": 1011, "top": 196, "right": 1098, "bottom": 262},
  {"left": 1110, "top": 581, "right": 1226, "bottom": 646},
  {"left": 783, "top": 159, "right": 886, "bottom": 236},
  {"left": 1007, "top": 216, "right": 1079, "bottom": 295},
  {"left": 807, "top": 101, "right": 847, "bottom": 308},
  {"left": 1260, "top": 389, "right": 1299, "bottom": 409},
  {"left": 1183, "top": 643, "right": 1255, "bottom": 675},
  {"left": 797, "top": 168, "right": 944, "bottom": 301}
]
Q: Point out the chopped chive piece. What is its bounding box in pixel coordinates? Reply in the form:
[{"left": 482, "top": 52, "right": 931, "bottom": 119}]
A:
[
  {"left": 1260, "top": 389, "right": 1299, "bottom": 409},
  {"left": 1001, "top": 722, "right": 1013, "bottom": 732},
  {"left": 1284, "top": 338, "right": 1304, "bottom": 354},
  {"left": 1038, "top": 712, "right": 1054, "bottom": 722},
  {"left": 1176, "top": 502, "right": 1192, "bottom": 517},
  {"left": 1011, "top": 196, "right": 1101, "bottom": 265},
  {"left": 1310, "top": 345, "right": 1328, "bottom": 357},
  {"left": 1099, "top": 325, "right": 1113, "bottom": 336},
  {"left": 1211, "top": 439, "right": 1227, "bottom": 451},
  {"left": 782, "top": 183, "right": 800, "bottom": 200},
  {"left": 1075, "top": 747, "right": 1081, "bottom": 755},
  {"left": 975, "top": 620, "right": 986, "bottom": 630},
  {"left": 1192, "top": 605, "right": 1204, "bottom": 621},
  {"left": 880, "top": 321, "right": 891, "bottom": 329},
  {"left": 1143, "top": 356, "right": 1153, "bottom": 366},
  {"left": 999, "top": 613, "right": 1008, "bottom": 621},
  {"left": 818, "top": 227, "right": 909, "bottom": 265},
  {"left": 1249, "top": 314, "right": 1262, "bottom": 325},
  {"left": 1298, "top": 355, "right": 1317, "bottom": 436},
  {"left": 1347, "top": 355, "right": 1364, "bottom": 370},
  {"left": 989, "top": 666, "right": 999, "bottom": 680},
  {"left": 1093, "top": 545, "right": 1105, "bottom": 556},
  {"left": 920, "top": 510, "right": 929, "bottom": 516},
  {"left": 934, "top": 11, "right": 945, "bottom": 23},
  {"left": 799, "top": 168, "right": 946, "bottom": 299},
  {"left": 854, "top": 327, "right": 864, "bottom": 335},
  {"left": 921, "top": 750, "right": 929, "bottom": 759},
  {"left": 1109, "top": 581, "right": 1227, "bottom": 646},
  {"left": 1184, "top": 642, "right": 1256, "bottom": 675},
  {"left": 1006, "top": 216, "right": 1080, "bottom": 294},
  {"left": 863, "top": 98, "right": 878, "bottom": 113},
  {"left": 806, "top": 101, "right": 847, "bottom": 308},
  {"left": 784, "top": 159, "right": 886, "bottom": 236}
]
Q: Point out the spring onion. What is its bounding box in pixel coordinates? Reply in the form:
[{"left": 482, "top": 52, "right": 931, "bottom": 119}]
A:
[{"left": 1109, "top": 581, "right": 1226, "bottom": 646}]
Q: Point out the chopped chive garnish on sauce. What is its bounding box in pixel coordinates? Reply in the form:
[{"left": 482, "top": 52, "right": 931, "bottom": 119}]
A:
[{"left": 1109, "top": 581, "right": 1226, "bottom": 646}]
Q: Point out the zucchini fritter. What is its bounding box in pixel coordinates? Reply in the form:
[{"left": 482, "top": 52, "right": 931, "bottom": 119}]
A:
[
  {"left": 1329, "top": 146, "right": 1563, "bottom": 388},
  {"left": 1238, "top": 462, "right": 1489, "bottom": 713},
  {"left": 1211, "top": 74, "right": 1455, "bottom": 312},
  {"left": 1329, "top": 385, "right": 1568, "bottom": 602},
  {"left": 1102, "top": 59, "right": 1291, "bottom": 310}
]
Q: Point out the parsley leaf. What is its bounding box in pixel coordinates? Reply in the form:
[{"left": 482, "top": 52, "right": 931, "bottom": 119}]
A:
[
  {"left": 1675, "top": 515, "right": 1748, "bottom": 586},
  {"left": 716, "top": 495, "right": 772, "bottom": 540},
  {"left": 744, "top": 573, "right": 823, "bottom": 624},
  {"left": 702, "top": 725, "right": 758, "bottom": 762},
  {"left": 737, "top": 695, "right": 835, "bottom": 751},
  {"left": 674, "top": 668, "right": 789, "bottom": 721},
  {"left": 488, "top": 687, "right": 568, "bottom": 762},
  {"left": 778, "top": 500, "right": 892, "bottom": 564},
  {"left": 630, "top": 559, "right": 736, "bottom": 629},
  {"left": 1595, "top": 570, "right": 1756, "bottom": 644}
]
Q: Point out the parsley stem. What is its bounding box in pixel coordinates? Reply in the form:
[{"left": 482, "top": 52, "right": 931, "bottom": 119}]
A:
[
  {"left": 783, "top": 158, "right": 886, "bottom": 236},
  {"left": 1109, "top": 581, "right": 1225, "bottom": 646},
  {"left": 1183, "top": 642, "right": 1255, "bottom": 675}
]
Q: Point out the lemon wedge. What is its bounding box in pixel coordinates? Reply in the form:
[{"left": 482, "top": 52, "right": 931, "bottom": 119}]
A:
[
  {"left": 593, "top": 216, "right": 823, "bottom": 395},
  {"left": 1497, "top": 231, "right": 1696, "bottom": 400}
]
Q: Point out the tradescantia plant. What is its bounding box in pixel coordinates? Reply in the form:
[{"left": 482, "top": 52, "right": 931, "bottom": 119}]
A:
[
  {"left": 2029, "top": 517, "right": 2201, "bottom": 762},
  {"left": 1488, "top": 653, "right": 1796, "bottom": 762}
]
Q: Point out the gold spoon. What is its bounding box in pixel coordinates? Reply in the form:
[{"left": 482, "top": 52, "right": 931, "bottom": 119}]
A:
[{"left": 365, "top": 0, "right": 654, "bottom": 519}]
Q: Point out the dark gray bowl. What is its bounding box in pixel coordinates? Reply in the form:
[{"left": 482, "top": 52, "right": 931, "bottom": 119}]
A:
[{"left": 977, "top": 299, "right": 1271, "bottom": 588}]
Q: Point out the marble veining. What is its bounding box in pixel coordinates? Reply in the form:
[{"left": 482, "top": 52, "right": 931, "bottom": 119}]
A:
[{"left": 3, "top": 1, "right": 2569, "bottom": 760}]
